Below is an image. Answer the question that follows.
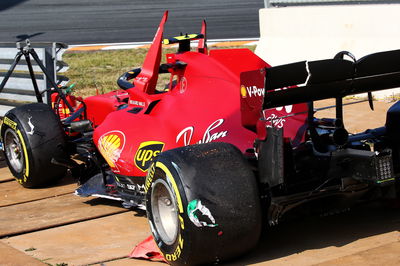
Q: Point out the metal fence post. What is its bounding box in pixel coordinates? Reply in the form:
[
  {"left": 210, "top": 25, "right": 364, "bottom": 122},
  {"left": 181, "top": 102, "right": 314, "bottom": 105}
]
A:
[
  {"left": 0, "top": 42, "right": 69, "bottom": 116},
  {"left": 44, "top": 46, "right": 55, "bottom": 105}
]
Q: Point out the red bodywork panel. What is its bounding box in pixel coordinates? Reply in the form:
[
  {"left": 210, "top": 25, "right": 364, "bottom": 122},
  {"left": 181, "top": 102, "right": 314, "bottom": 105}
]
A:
[
  {"left": 84, "top": 90, "right": 129, "bottom": 127},
  {"left": 132, "top": 11, "right": 168, "bottom": 95},
  {"left": 79, "top": 13, "right": 307, "bottom": 180},
  {"left": 240, "top": 69, "right": 308, "bottom": 146},
  {"left": 92, "top": 50, "right": 266, "bottom": 177}
]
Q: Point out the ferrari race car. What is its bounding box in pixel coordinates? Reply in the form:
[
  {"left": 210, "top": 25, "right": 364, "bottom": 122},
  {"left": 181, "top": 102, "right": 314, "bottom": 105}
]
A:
[
  {"left": 0, "top": 11, "right": 265, "bottom": 202},
  {"left": 143, "top": 47, "right": 400, "bottom": 265},
  {"left": 2, "top": 11, "right": 400, "bottom": 266}
]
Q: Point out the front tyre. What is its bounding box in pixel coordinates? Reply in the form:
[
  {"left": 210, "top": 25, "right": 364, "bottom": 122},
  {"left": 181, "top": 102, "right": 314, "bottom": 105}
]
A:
[
  {"left": 1, "top": 103, "right": 67, "bottom": 187},
  {"left": 146, "top": 142, "right": 262, "bottom": 265}
]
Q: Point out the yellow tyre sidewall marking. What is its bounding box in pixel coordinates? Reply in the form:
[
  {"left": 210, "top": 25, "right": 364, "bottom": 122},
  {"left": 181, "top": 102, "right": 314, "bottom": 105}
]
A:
[
  {"left": 155, "top": 161, "right": 185, "bottom": 262},
  {"left": 155, "top": 161, "right": 183, "bottom": 213},
  {"left": 16, "top": 129, "right": 29, "bottom": 179}
]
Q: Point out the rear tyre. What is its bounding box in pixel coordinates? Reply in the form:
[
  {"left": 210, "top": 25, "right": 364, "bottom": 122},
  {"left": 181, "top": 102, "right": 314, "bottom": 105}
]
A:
[
  {"left": 146, "top": 142, "right": 262, "bottom": 265},
  {"left": 1, "top": 103, "right": 67, "bottom": 187}
]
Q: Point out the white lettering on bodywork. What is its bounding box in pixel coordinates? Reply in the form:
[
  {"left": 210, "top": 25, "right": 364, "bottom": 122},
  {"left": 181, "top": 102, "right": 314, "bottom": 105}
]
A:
[
  {"left": 246, "top": 86, "right": 265, "bottom": 97},
  {"left": 176, "top": 119, "right": 228, "bottom": 146}
]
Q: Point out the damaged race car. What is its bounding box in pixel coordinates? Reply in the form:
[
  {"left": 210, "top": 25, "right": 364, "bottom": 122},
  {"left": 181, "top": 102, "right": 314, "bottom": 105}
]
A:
[
  {"left": 2, "top": 10, "right": 400, "bottom": 266},
  {"left": 143, "top": 50, "right": 400, "bottom": 264},
  {"left": 0, "top": 12, "right": 266, "bottom": 207}
]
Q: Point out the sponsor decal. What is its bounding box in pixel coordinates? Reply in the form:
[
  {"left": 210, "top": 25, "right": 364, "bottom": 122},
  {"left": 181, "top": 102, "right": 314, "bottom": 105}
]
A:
[
  {"left": 187, "top": 199, "right": 218, "bottom": 228},
  {"left": 135, "top": 76, "right": 149, "bottom": 82},
  {"left": 17, "top": 129, "right": 29, "bottom": 182},
  {"left": 243, "top": 85, "right": 264, "bottom": 98},
  {"left": 176, "top": 119, "right": 228, "bottom": 146},
  {"left": 129, "top": 100, "right": 145, "bottom": 106},
  {"left": 98, "top": 130, "right": 126, "bottom": 171},
  {"left": 115, "top": 175, "right": 146, "bottom": 194},
  {"left": 179, "top": 76, "right": 187, "bottom": 93},
  {"left": 266, "top": 113, "right": 286, "bottom": 128},
  {"left": 265, "top": 105, "right": 294, "bottom": 128},
  {"left": 126, "top": 183, "right": 145, "bottom": 193},
  {"left": 3, "top": 117, "right": 17, "bottom": 130},
  {"left": 2, "top": 117, "right": 29, "bottom": 182},
  {"left": 150, "top": 161, "right": 185, "bottom": 262},
  {"left": 265, "top": 87, "right": 294, "bottom": 128},
  {"left": 276, "top": 105, "right": 293, "bottom": 113},
  {"left": 134, "top": 141, "right": 165, "bottom": 172},
  {"left": 240, "top": 85, "right": 247, "bottom": 98},
  {"left": 165, "top": 234, "right": 184, "bottom": 262},
  {"left": 144, "top": 163, "right": 156, "bottom": 193}
]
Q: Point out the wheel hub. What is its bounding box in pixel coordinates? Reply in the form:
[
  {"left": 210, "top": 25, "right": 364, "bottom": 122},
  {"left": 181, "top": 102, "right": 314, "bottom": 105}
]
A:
[
  {"left": 4, "top": 129, "right": 24, "bottom": 173},
  {"left": 151, "top": 179, "right": 179, "bottom": 245}
]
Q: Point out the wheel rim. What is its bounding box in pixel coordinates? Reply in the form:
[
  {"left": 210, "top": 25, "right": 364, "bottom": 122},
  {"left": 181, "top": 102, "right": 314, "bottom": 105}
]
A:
[
  {"left": 151, "top": 179, "right": 179, "bottom": 245},
  {"left": 4, "top": 128, "right": 24, "bottom": 173}
]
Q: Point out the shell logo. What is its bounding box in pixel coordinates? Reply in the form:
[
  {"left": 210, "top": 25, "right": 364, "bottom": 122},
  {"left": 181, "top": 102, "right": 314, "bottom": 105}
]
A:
[
  {"left": 98, "top": 130, "right": 126, "bottom": 171},
  {"left": 240, "top": 85, "right": 247, "bottom": 98}
]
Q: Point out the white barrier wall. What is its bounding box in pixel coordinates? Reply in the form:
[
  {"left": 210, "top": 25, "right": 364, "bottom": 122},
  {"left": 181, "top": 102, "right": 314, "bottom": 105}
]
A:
[{"left": 255, "top": 4, "right": 400, "bottom": 98}]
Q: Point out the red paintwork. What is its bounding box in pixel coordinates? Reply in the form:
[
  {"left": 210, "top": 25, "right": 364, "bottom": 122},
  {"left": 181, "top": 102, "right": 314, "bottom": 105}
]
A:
[
  {"left": 93, "top": 49, "right": 266, "bottom": 177},
  {"left": 131, "top": 11, "right": 168, "bottom": 96},
  {"left": 198, "top": 20, "right": 208, "bottom": 54},
  {"left": 260, "top": 103, "right": 308, "bottom": 146},
  {"left": 84, "top": 90, "right": 129, "bottom": 127},
  {"left": 75, "top": 13, "right": 307, "bottom": 179},
  {"left": 51, "top": 93, "right": 79, "bottom": 120},
  {"left": 240, "top": 69, "right": 308, "bottom": 145}
]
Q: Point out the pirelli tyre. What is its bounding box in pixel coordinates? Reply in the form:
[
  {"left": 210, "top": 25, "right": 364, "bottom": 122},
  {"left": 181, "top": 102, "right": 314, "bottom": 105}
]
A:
[
  {"left": 1, "top": 103, "right": 67, "bottom": 188},
  {"left": 145, "top": 142, "right": 262, "bottom": 265}
]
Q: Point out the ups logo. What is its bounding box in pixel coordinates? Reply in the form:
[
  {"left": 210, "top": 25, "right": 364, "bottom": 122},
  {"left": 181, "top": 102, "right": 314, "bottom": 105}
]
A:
[{"left": 134, "top": 141, "right": 165, "bottom": 172}]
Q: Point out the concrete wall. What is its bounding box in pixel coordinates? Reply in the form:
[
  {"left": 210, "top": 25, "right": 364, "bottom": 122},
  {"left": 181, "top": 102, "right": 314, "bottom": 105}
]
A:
[{"left": 255, "top": 4, "right": 400, "bottom": 98}]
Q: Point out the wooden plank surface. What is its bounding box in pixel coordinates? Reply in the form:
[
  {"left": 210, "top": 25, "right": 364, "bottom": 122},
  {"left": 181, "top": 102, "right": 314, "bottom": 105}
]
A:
[
  {"left": 2, "top": 212, "right": 156, "bottom": 266},
  {"left": 0, "top": 241, "right": 46, "bottom": 266},
  {"left": 0, "top": 194, "right": 128, "bottom": 237},
  {"left": 0, "top": 176, "right": 76, "bottom": 207},
  {"left": 0, "top": 163, "right": 14, "bottom": 182}
]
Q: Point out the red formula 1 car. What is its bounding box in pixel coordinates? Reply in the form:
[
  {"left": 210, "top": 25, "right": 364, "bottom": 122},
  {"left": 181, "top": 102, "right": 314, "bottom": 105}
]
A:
[
  {"left": 0, "top": 11, "right": 266, "bottom": 208},
  {"left": 3, "top": 11, "right": 400, "bottom": 266},
  {"left": 143, "top": 48, "right": 400, "bottom": 265}
]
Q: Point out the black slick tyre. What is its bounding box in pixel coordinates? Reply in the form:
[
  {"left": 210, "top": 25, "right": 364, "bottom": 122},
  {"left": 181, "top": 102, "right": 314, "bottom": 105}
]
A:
[
  {"left": 145, "top": 142, "right": 262, "bottom": 265},
  {"left": 1, "top": 103, "right": 67, "bottom": 187}
]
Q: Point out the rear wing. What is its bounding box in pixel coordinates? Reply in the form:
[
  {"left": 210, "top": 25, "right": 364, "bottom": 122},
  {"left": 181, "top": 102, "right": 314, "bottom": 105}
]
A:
[{"left": 263, "top": 49, "right": 400, "bottom": 109}]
